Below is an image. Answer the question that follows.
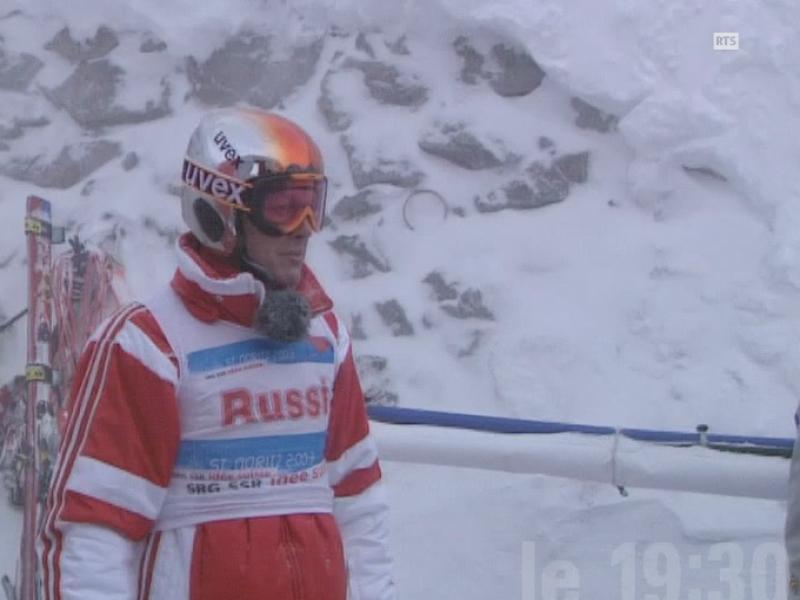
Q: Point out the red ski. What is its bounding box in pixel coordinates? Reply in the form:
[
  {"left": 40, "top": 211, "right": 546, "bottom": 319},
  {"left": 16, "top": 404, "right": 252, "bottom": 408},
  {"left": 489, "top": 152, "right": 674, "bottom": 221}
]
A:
[
  {"left": 51, "top": 235, "right": 127, "bottom": 431},
  {"left": 17, "top": 196, "right": 58, "bottom": 600},
  {"left": 1, "top": 197, "right": 127, "bottom": 600}
]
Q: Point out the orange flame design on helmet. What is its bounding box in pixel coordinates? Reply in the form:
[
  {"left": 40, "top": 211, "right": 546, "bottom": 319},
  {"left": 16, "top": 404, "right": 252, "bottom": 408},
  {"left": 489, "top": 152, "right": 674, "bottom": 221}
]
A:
[{"left": 241, "top": 109, "right": 324, "bottom": 177}]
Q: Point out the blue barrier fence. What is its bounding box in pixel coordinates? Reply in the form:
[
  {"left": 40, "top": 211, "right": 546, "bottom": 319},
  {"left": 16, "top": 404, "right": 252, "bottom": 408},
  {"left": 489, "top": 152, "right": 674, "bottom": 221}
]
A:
[{"left": 367, "top": 405, "right": 795, "bottom": 457}]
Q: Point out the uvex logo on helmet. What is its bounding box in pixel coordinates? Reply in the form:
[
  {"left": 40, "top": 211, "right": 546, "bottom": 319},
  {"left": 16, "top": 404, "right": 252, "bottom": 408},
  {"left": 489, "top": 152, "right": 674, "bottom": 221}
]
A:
[
  {"left": 182, "top": 158, "right": 249, "bottom": 206},
  {"left": 213, "top": 131, "right": 243, "bottom": 169}
]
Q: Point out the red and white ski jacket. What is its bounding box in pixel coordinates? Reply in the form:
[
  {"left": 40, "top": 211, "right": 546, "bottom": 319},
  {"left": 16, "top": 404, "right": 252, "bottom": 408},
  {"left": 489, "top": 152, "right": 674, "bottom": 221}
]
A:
[{"left": 40, "top": 233, "right": 396, "bottom": 600}]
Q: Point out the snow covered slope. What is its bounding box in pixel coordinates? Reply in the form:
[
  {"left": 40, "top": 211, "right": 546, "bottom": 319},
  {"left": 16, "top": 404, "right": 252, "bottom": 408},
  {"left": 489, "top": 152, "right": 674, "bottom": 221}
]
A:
[{"left": 0, "top": 0, "right": 798, "bottom": 596}]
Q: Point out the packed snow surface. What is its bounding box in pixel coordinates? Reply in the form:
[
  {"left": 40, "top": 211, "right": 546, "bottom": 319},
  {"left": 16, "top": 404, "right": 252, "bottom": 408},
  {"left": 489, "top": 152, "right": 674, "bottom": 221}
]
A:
[{"left": 1, "top": 0, "right": 798, "bottom": 596}]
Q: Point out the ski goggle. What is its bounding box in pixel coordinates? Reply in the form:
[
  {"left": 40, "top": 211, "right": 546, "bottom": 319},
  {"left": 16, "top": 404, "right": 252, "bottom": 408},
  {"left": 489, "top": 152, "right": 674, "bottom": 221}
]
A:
[{"left": 242, "top": 173, "right": 327, "bottom": 236}]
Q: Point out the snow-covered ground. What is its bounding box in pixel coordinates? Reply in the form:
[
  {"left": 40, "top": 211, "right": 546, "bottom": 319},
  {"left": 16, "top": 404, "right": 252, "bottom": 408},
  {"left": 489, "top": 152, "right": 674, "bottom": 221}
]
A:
[{"left": 1, "top": 0, "right": 799, "bottom": 597}]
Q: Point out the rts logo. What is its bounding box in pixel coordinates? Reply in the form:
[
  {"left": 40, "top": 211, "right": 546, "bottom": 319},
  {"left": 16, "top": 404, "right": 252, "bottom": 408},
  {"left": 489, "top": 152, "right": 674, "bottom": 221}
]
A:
[{"left": 713, "top": 32, "right": 739, "bottom": 51}]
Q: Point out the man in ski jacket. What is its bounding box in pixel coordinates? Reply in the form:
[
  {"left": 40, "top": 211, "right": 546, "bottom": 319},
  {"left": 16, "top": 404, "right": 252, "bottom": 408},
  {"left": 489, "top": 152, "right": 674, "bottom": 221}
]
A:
[{"left": 40, "top": 108, "right": 396, "bottom": 599}]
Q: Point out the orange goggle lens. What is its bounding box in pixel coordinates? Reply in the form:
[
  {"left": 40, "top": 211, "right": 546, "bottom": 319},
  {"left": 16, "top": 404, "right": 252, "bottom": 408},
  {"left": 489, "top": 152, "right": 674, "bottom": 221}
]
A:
[{"left": 244, "top": 174, "right": 327, "bottom": 235}]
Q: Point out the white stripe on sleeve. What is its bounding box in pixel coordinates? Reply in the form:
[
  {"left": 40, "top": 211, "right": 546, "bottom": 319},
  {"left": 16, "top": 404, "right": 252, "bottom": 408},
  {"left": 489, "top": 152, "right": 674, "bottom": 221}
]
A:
[
  {"left": 327, "top": 434, "right": 379, "bottom": 487},
  {"left": 59, "top": 523, "right": 141, "bottom": 600},
  {"left": 66, "top": 456, "right": 167, "bottom": 521},
  {"left": 115, "top": 320, "right": 178, "bottom": 387}
]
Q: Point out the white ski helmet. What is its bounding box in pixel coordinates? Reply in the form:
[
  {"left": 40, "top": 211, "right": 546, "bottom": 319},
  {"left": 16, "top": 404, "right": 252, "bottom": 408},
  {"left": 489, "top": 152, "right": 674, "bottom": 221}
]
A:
[{"left": 180, "top": 107, "right": 327, "bottom": 255}]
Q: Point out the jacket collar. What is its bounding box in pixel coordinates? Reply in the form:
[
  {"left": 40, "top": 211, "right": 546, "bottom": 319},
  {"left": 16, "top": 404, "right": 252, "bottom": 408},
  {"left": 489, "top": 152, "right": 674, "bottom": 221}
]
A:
[{"left": 171, "top": 233, "right": 333, "bottom": 327}]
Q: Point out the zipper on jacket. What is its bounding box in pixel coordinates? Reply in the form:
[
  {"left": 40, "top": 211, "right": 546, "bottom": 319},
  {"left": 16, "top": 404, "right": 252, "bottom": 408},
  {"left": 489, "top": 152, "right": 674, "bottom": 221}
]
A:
[{"left": 280, "top": 517, "right": 304, "bottom": 600}]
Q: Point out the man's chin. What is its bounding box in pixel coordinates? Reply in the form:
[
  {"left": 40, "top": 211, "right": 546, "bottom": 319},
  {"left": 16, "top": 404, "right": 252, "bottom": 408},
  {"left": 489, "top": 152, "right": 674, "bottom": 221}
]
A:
[{"left": 275, "top": 269, "right": 302, "bottom": 290}]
